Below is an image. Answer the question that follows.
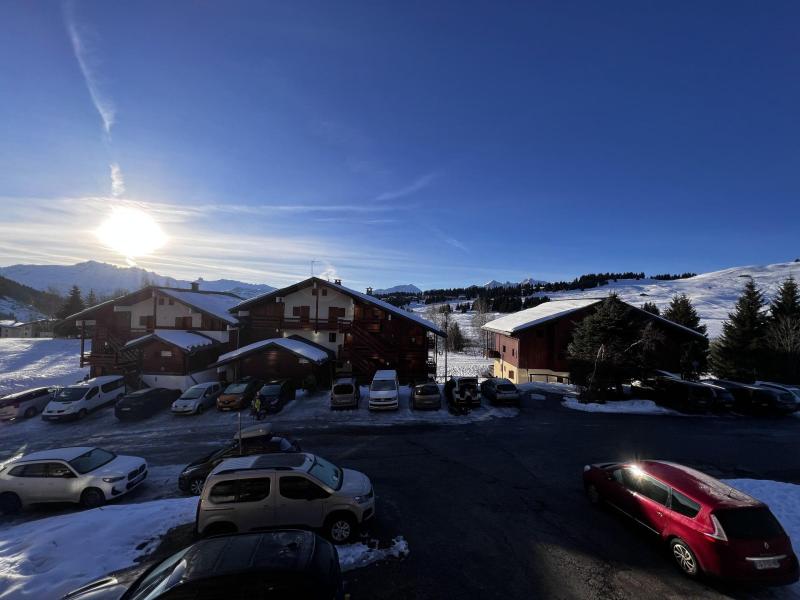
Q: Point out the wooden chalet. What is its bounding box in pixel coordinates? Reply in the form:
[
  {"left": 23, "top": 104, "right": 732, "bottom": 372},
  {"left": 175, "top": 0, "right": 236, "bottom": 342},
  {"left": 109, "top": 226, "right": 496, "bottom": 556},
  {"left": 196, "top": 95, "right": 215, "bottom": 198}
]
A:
[
  {"left": 482, "top": 298, "right": 707, "bottom": 384},
  {"left": 68, "top": 283, "right": 241, "bottom": 390},
  {"left": 230, "top": 277, "right": 445, "bottom": 383}
]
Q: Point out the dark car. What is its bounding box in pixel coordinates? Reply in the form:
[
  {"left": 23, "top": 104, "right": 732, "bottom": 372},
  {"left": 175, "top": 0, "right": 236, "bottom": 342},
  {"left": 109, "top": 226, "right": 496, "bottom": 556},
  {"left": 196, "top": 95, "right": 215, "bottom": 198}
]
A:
[
  {"left": 444, "top": 377, "right": 481, "bottom": 409},
  {"left": 178, "top": 423, "right": 301, "bottom": 495},
  {"left": 257, "top": 379, "right": 296, "bottom": 414},
  {"left": 583, "top": 461, "right": 799, "bottom": 586},
  {"left": 410, "top": 382, "right": 442, "bottom": 410},
  {"left": 61, "top": 530, "right": 344, "bottom": 600},
  {"left": 217, "top": 377, "right": 262, "bottom": 411},
  {"left": 480, "top": 378, "right": 521, "bottom": 406},
  {"left": 114, "top": 388, "right": 180, "bottom": 421},
  {"left": 652, "top": 377, "right": 717, "bottom": 413},
  {"left": 704, "top": 379, "right": 797, "bottom": 415}
]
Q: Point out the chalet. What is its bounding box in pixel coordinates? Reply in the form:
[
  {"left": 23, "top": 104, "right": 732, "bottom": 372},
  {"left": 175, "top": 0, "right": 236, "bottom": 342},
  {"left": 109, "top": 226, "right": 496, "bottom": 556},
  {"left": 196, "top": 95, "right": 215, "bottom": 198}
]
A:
[
  {"left": 0, "top": 319, "right": 56, "bottom": 338},
  {"left": 482, "top": 298, "right": 706, "bottom": 384},
  {"left": 229, "top": 277, "right": 445, "bottom": 383},
  {"left": 67, "top": 283, "right": 241, "bottom": 390}
]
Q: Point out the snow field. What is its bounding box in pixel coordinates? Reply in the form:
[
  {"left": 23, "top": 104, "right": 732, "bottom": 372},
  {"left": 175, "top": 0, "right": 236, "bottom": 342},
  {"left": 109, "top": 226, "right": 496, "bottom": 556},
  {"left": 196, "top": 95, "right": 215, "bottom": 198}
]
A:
[{"left": 0, "top": 338, "right": 88, "bottom": 397}]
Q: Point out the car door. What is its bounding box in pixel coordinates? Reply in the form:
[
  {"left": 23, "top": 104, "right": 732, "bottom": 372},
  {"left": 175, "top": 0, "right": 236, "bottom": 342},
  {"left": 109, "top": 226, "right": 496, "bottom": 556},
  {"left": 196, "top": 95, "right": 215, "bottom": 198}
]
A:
[
  {"left": 604, "top": 467, "right": 643, "bottom": 521},
  {"left": 84, "top": 387, "right": 101, "bottom": 411},
  {"left": 17, "top": 463, "right": 52, "bottom": 501},
  {"left": 233, "top": 476, "right": 274, "bottom": 531},
  {"left": 633, "top": 474, "right": 670, "bottom": 535},
  {"left": 276, "top": 475, "right": 328, "bottom": 528},
  {"left": 45, "top": 462, "right": 80, "bottom": 502}
]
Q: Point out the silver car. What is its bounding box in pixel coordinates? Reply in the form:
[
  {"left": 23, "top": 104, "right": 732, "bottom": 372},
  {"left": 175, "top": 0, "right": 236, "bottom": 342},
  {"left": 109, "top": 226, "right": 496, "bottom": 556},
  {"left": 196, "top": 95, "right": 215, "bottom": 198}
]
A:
[
  {"left": 330, "top": 377, "right": 360, "bottom": 409},
  {"left": 196, "top": 452, "right": 375, "bottom": 543},
  {"left": 171, "top": 382, "right": 222, "bottom": 415},
  {"left": 0, "top": 446, "right": 147, "bottom": 514},
  {"left": 0, "top": 387, "right": 53, "bottom": 420}
]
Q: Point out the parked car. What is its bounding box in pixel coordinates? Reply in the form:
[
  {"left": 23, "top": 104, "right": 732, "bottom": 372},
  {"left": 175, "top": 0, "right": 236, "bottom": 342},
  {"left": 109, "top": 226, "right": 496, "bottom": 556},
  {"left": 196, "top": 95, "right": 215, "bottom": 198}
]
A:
[
  {"left": 410, "top": 382, "right": 442, "bottom": 410},
  {"left": 651, "top": 377, "right": 718, "bottom": 413},
  {"left": 444, "top": 376, "right": 481, "bottom": 409},
  {"left": 115, "top": 388, "right": 181, "bottom": 421},
  {"left": 196, "top": 452, "right": 375, "bottom": 544},
  {"left": 583, "top": 460, "right": 799, "bottom": 585},
  {"left": 0, "top": 386, "right": 53, "bottom": 421},
  {"left": 755, "top": 381, "right": 800, "bottom": 405},
  {"left": 330, "top": 377, "right": 360, "bottom": 410},
  {"left": 480, "top": 378, "right": 521, "bottom": 406},
  {"left": 217, "top": 377, "right": 262, "bottom": 411},
  {"left": 257, "top": 379, "right": 296, "bottom": 414},
  {"left": 178, "top": 423, "right": 301, "bottom": 495},
  {"left": 170, "top": 382, "right": 222, "bottom": 415},
  {"left": 61, "top": 530, "right": 344, "bottom": 600},
  {"left": 42, "top": 376, "right": 126, "bottom": 421},
  {"left": 705, "top": 379, "right": 797, "bottom": 415},
  {"left": 0, "top": 446, "right": 147, "bottom": 514},
  {"left": 368, "top": 370, "right": 399, "bottom": 411}
]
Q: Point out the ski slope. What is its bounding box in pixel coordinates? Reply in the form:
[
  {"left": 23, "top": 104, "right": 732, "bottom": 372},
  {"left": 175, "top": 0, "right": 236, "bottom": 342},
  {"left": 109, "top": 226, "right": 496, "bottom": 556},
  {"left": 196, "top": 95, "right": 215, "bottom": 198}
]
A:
[{"left": 0, "top": 338, "right": 88, "bottom": 396}]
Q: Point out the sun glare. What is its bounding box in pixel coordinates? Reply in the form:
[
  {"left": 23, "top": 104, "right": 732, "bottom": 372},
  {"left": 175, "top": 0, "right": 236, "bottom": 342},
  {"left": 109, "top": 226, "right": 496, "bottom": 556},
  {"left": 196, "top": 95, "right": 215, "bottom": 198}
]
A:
[{"left": 95, "top": 207, "right": 168, "bottom": 260}]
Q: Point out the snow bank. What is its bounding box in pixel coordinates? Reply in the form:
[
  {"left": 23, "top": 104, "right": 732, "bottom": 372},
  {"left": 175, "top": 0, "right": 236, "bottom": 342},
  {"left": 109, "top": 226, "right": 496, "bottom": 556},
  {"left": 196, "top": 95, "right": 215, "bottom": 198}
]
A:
[
  {"left": 562, "top": 398, "right": 679, "bottom": 415},
  {"left": 338, "top": 536, "right": 410, "bottom": 572},
  {"left": 0, "top": 338, "right": 88, "bottom": 396},
  {"left": 0, "top": 497, "right": 197, "bottom": 599}
]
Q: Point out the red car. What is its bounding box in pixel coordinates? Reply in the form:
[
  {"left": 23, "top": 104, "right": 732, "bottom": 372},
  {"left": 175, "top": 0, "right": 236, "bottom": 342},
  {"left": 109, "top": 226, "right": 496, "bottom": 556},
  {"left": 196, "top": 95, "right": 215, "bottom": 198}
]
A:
[{"left": 583, "top": 460, "right": 799, "bottom": 586}]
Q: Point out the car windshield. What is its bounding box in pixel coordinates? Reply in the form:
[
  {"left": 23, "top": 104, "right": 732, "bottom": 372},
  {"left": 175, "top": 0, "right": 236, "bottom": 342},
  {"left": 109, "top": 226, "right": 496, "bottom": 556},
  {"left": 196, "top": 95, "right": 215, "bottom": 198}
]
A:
[
  {"left": 224, "top": 383, "right": 248, "bottom": 394},
  {"left": 129, "top": 546, "right": 192, "bottom": 600},
  {"left": 68, "top": 448, "right": 116, "bottom": 474},
  {"left": 309, "top": 455, "right": 342, "bottom": 490},
  {"left": 715, "top": 507, "right": 784, "bottom": 540},
  {"left": 180, "top": 387, "right": 205, "bottom": 400},
  {"left": 260, "top": 385, "right": 281, "bottom": 395},
  {"left": 497, "top": 384, "right": 516, "bottom": 392},
  {"left": 53, "top": 387, "right": 87, "bottom": 403},
  {"left": 418, "top": 384, "right": 439, "bottom": 395},
  {"left": 333, "top": 384, "right": 354, "bottom": 395},
  {"left": 371, "top": 380, "right": 396, "bottom": 392}
]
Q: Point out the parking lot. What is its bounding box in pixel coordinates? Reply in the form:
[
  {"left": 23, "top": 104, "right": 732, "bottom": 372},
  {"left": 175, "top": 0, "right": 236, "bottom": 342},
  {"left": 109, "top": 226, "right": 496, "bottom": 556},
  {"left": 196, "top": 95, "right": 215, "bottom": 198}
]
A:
[{"left": 1, "top": 390, "right": 798, "bottom": 599}]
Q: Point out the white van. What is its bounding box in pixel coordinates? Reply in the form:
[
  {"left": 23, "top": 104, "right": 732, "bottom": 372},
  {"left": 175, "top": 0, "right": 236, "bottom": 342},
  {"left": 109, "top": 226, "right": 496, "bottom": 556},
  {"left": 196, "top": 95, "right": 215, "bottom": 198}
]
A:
[
  {"left": 368, "top": 370, "right": 399, "bottom": 411},
  {"left": 42, "top": 376, "right": 126, "bottom": 421}
]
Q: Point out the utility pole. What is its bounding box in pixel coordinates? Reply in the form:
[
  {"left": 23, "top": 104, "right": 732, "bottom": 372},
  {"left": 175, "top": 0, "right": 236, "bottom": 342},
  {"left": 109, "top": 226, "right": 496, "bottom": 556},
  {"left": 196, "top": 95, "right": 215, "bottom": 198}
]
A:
[
  {"left": 311, "top": 260, "right": 318, "bottom": 277},
  {"left": 444, "top": 309, "right": 448, "bottom": 382}
]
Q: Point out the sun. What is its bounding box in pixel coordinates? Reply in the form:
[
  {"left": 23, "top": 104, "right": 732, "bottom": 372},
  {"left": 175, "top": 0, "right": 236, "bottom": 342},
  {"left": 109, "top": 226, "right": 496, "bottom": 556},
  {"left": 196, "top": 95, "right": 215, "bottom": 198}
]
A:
[{"left": 95, "top": 207, "right": 168, "bottom": 260}]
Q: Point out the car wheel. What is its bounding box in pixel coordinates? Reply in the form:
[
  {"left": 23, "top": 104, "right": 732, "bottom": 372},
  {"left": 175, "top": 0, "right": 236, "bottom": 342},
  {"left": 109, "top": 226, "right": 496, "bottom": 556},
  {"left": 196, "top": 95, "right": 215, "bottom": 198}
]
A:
[
  {"left": 80, "top": 488, "right": 106, "bottom": 509},
  {"left": 670, "top": 538, "right": 699, "bottom": 577},
  {"left": 196, "top": 404, "right": 205, "bottom": 415},
  {"left": 326, "top": 513, "right": 357, "bottom": 544},
  {"left": 189, "top": 478, "right": 205, "bottom": 496},
  {"left": 585, "top": 483, "right": 602, "bottom": 506},
  {"left": 23, "top": 406, "right": 37, "bottom": 419},
  {"left": 0, "top": 492, "right": 22, "bottom": 515},
  {"left": 77, "top": 408, "right": 88, "bottom": 420}
]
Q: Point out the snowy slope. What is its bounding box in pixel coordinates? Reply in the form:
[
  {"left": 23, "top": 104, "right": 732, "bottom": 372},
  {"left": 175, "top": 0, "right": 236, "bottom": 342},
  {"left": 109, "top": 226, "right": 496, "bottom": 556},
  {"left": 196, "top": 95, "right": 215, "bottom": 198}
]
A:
[
  {"left": 0, "top": 339, "right": 88, "bottom": 396},
  {"left": 374, "top": 284, "right": 422, "bottom": 294},
  {"left": 0, "top": 297, "right": 45, "bottom": 322},
  {"left": 0, "top": 261, "right": 274, "bottom": 299},
  {"left": 536, "top": 261, "right": 800, "bottom": 338}
]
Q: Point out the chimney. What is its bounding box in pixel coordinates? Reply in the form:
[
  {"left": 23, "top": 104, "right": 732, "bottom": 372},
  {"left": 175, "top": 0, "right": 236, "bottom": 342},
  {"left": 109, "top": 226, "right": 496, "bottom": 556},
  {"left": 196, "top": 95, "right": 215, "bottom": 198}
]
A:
[
  {"left": 334, "top": 278, "right": 342, "bottom": 285},
  {"left": 191, "top": 281, "right": 200, "bottom": 292},
  {"left": 366, "top": 286, "right": 373, "bottom": 295}
]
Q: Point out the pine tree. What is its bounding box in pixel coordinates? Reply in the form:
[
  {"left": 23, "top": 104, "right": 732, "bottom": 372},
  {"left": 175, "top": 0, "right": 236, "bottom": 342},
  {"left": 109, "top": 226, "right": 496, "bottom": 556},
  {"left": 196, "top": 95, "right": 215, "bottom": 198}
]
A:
[
  {"left": 447, "top": 321, "right": 467, "bottom": 352},
  {"left": 84, "top": 289, "right": 98, "bottom": 308},
  {"left": 710, "top": 279, "right": 769, "bottom": 382},
  {"left": 769, "top": 277, "right": 800, "bottom": 322},
  {"left": 55, "top": 285, "right": 86, "bottom": 337},
  {"left": 662, "top": 294, "right": 707, "bottom": 335},
  {"left": 641, "top": 301, "right": 660, "bottom": 315},
  {"left": 765, "top": 277, "right": 800, "bottom": 382}
]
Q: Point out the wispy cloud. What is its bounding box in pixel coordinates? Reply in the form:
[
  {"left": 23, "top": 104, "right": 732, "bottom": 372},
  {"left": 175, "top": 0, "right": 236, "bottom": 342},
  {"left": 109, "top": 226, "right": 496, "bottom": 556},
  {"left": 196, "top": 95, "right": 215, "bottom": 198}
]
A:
[
  {"left": 110, "top": 163, "right": 125, "bottom": 196},
  {"left": 63, "top": 2, "right": 115, "bottom": 135},
  {"left": 375, "top": 172, "right": 438, "bottom": 202},
  {"left": 427, "top": 225, "right": 468, "bottom": 253}
]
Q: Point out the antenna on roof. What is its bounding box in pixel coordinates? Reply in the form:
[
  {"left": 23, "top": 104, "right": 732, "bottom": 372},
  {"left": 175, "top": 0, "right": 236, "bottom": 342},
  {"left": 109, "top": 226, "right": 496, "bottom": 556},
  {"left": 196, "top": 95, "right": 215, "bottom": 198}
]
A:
[{"left": 311, "top": 259, "right": 318, "bottom": 277}]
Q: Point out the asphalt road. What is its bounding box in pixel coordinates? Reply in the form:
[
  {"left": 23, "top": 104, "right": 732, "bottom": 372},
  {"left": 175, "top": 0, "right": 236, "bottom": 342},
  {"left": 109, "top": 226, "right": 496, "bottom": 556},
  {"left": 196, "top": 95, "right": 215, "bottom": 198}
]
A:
[{"left": 1, "top": 395, "right": 799, "bottom": 599}]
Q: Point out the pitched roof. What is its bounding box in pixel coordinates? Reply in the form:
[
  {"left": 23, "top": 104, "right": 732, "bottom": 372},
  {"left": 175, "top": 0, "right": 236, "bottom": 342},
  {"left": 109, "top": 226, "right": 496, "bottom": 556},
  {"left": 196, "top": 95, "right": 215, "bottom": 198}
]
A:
[
  {"left": 124, "top": 329, "right": 217, "bottom": 352},
  {"left": 482, "top": 298, "right": 602, "bottom": 335},
  {"left": 211, "top": 336, "right": 332, "bottom": 368},
  {"left": 232, "top": 277, "right": 445, "bottom": 336}
]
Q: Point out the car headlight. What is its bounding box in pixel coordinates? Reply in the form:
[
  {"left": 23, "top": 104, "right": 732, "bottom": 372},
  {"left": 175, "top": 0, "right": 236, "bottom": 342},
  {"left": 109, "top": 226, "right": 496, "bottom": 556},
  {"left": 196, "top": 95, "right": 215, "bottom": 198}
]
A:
[
  {"left": 103, "top": 476, "right": 125, "bottom": 483},
  {"left": 353, "top": 494, "right": 371, "bottom": 504}
]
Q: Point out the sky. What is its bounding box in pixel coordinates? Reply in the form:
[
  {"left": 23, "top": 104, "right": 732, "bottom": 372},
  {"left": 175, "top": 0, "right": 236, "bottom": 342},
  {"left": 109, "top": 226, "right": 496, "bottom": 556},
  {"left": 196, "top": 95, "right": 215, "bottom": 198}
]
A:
[{"left": 0, "top": 1, "right": 799, "bottom": 290}]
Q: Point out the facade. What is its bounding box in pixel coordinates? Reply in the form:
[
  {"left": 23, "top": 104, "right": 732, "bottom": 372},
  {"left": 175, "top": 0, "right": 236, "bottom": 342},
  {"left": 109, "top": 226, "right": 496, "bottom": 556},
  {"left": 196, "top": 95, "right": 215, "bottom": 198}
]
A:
[
  {"left": 232, "top": 277, "right": 445, "bottom": 383},
  {"left": 482, "top": 298, "right": 706, "bottom": 384},
  {"left": 68, "top": 284, "right": 241, "bottom": 389},
  {"left": 0, "top": 319, "right": 56, "bottom": 338}
]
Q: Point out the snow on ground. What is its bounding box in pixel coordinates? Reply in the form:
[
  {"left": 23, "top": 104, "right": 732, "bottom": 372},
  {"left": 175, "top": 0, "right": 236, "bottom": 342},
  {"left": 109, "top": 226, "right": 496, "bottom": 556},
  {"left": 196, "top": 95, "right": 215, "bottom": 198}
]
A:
[
  {"left": 0, "top": 497, "right": 198, "bottom": 600},
  {"left": 0, "top": 298, "right": 45, "bottom": 324},
  {"left": 0, "top": 338, "right": 88, "bottom": 396},
  {"left": 562, "top": 398, "right": 680, "bottom": 416},
  {"left": 722, "top": 479, "right": 800, "bottom": 599},
  {"left": 338, "top": 536, "right": 410, "bottom": 572}
]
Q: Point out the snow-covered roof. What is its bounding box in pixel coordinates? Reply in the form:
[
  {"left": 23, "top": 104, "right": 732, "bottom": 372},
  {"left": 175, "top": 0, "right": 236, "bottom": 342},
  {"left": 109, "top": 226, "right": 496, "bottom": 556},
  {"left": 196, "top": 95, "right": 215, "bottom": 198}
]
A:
[
  {"left": 124, "top": 330, "right": 216, "bottom": 352},
  {"left": 159, "top": 289, "right": 240, "bottom": 325},
  {"left": 0, "top": 320, "right": 22, "bottom": 328},
  {"left": 482, "top": 298, "right": 602, "bottom": 335},
  {"left": 213, "top": 337, "right": 331, "bottom": 367},
  {"left": 233, "top": 277, "right": 445, "bottom": 336},
  {"left": 19, "top": 446, "right": 96, "bottom": 462}
]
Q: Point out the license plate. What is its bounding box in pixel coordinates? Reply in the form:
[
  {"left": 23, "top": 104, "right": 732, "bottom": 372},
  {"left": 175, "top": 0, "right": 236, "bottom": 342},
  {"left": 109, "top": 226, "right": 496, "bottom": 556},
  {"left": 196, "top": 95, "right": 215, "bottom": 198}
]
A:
[
  {"left": 755, "top": 559, "right": 780, "bottom": 570},
  {"left": 120, "top": 407, "right": 131, "bottom": 411}
]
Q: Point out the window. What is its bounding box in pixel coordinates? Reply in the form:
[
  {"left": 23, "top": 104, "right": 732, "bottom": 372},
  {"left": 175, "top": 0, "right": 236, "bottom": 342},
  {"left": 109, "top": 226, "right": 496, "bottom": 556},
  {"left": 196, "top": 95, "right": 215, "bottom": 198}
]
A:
[
  {"left": 322, "top": 288, "right": 327, "bottom": 296},
  {"left": 47, "top": 463, "right": 74, "bottom": 478},
  {"left": 8, "top": 465, "right": 27, "bottom": 477},
  {"left": 209, "top": 480, "right": 238, "bottom": 504},
  {"left": 502, "top": 345, "right": 506, "bottom": 353},
  {"left": 279, "top": 476, "right": 327, "bottom": 500},
  {"left": 139, "top": 315, "right": 153, "bottom": 328},
  {"left": 161, "top": 350, "right": 173, "bottom": 358},
  {"left": 237, "top": 478, "right": 270, "bottom": 502},
  {"left": 637, "top": 475, "right": 670, "bottom": 506},
  {"left": 168, "top": 298, "right": 175, "bottom": 305},
  {"left": 329, "top": 333, "right": 337, "bottom": 343},
  {"left": 14, "top": 463, "right": 48, "bottom": 478},
  {"left": 670, "top": 489, "right": 701, "bottom": 518},
  {"left": 312, "top": 288, "right": 318, "bottom": 296},
  {"left": 714, "top": 507, "right": 784, "bottom": 540},
  {"left": 512, "top": 348, "right": 515, "bottom": 356},
  {"left": 175, "top": 317, "right": 192, "bottom": 328},
  {"left": 69, "top": 448, "right": 116, "bottom": 474},
  {"left": 85, "top": 387, "right": 99, "bottom": 399},
  {"left": 101, "top": 379, "right": 123, "bottom": 393},
  {"left": 508, "top": 370, "right": 514, "bottom": 379}
]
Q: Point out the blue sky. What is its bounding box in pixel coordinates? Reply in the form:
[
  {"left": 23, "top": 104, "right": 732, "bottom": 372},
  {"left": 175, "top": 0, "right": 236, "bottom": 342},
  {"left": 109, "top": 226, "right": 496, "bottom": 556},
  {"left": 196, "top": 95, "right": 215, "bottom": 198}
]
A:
[{"left": 1, "top": 1, "right": 798, "bottom": 289}]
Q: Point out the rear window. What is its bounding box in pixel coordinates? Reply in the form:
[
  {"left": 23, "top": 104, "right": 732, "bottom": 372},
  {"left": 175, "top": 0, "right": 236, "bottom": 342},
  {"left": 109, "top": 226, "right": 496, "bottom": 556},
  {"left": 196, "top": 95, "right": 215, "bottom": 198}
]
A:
[
  {"left": 371, "top": 380, "right": 396, "bottom": 392},
  {"left": 670, "top": 489, "right": 701, "bottom": 518},
  {"left": 260, "top": 385, "right": 281, "bottom": 395},
  {"left": 333, "top": 384, "right": 354, "bottom": 395},
  {"left": 224, "top": 383, "right": 248, "bottom": 394},
  {"left": 715, "top": 507, "right": 784, "bottom": 540},
  {"left": 417, "top": 384, "right": 439, "bottom": 395},
  {"left": 497, "top": 384, "right": 516, "bottom": 393}
]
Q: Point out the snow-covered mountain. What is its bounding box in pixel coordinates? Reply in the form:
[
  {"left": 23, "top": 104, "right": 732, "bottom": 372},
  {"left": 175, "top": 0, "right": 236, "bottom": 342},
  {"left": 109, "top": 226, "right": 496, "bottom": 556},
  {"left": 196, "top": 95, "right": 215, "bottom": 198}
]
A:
[
  {"left": 374, "top": 284, "right": 422, "bottom": 295},
  {"left": 0, "top": 261, "right": 275, "bottom": 299},
  {"left": 0, "top": 297, "right": 46, "bottom": 322},
  {"left": 536, "top": 261, "right": 800, "bottom": 338},
  {"left": 484, "top": 278, "right": 546, "bottom": 288}
]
